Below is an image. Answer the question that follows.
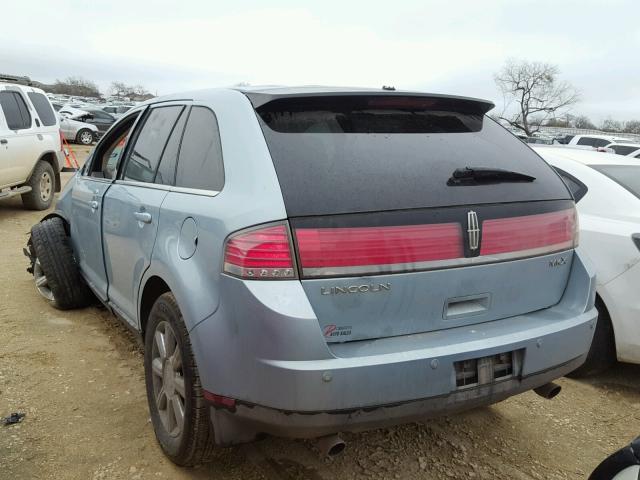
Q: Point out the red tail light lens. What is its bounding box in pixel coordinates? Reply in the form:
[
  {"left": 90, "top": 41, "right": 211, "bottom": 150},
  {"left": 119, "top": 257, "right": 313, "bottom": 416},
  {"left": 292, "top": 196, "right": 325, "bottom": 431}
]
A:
[
  {"left": 223, "top": 224, "right": 296, "bottom": 279},
  {"left": 295, "top": 223, "right": 463, "bottom": 277},
  {"left": 479, "top": 208, "right": 578, "bottom": 257}
]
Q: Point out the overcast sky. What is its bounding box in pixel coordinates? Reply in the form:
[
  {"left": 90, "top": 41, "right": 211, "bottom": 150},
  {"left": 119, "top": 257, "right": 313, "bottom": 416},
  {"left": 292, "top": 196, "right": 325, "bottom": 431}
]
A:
[{"left": 3, "top": 0, "right": 639, "bottom": 122}]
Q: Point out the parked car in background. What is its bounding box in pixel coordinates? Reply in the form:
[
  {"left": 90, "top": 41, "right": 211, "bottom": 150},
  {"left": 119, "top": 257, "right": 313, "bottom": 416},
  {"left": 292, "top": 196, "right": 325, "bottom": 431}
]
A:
[
  {"left": 534, "top": 146, "right": 640, "bottom": 376},
  {"left": 0, "top": 83, "right": 64, "bottom": 209},
  {"left": 567, "top": 134, "right": 632, "bottom": 148},
  {"left": 58, "top": 114, "right": 99, "bottom": 145},
  {"left": 101, "top": 105, "right": 133, "bottom": 117},
  {"left": 604, "top": 142, "right": 640, "bottom": 156},
  {"left": 60, "top": 105, "right": 116, "bottom": 137},
  {"left": 26, "top": 87, "right": 597, "bottom": 466}
]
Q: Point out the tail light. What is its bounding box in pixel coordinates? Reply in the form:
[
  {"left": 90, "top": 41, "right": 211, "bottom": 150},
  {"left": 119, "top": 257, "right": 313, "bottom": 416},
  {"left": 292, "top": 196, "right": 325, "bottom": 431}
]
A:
[
  {"left": 223, "top": 223, "right": 296, "bottom": 279},
  {"left": 295, "top": 223, "right": 463, "bottom": 277},
  {"left": 480, "top": 207, "right": 578, "bottom": 257}
]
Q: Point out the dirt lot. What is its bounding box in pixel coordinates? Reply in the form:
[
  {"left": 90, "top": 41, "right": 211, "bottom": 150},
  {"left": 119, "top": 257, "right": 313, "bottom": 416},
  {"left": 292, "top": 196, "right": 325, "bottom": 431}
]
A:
[{"left": 1, "top": 146, "right": 639, "bottom": 479}]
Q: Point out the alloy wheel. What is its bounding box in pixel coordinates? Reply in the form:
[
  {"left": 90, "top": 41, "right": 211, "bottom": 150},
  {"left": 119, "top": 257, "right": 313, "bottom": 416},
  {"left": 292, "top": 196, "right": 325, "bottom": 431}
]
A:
[
  {"left": 151, "top": 321, "right": 186, "bottom": 438},
  {"left": 33, "top": 258, "right": 54, "bottom": 301}
]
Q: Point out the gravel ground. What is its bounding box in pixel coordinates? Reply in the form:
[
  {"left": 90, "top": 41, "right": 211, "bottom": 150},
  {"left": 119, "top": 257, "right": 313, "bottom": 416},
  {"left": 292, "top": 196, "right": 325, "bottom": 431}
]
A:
[{"left": 1, "top": 145, "right": 639, "bottom": 479}]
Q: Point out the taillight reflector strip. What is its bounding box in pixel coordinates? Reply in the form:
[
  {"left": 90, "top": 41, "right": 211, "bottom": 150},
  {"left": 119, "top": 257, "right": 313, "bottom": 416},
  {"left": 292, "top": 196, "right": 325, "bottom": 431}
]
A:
[
  {"left": 480, "top": 208, "right": 577, "bottom": 256},
  {"left": 296, "top": 223, "right": 463, "bottom": 276},
  {"left": 224, "top": 224, "right": 296, "bottom": 279}
]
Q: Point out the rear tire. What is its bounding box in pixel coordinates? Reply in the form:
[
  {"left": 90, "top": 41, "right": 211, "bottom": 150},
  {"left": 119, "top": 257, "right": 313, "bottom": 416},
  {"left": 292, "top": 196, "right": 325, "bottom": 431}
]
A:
[
  {"left": 144, "top": 293, "right": 215, "bottom": 466},
  {"left": 22, "top": 160, "right": 55, "bottom": 210},
  {"left": 76, "top": 128, "right": 94, "bottom": 145},
  {"left": 567, "top": 300, "right": 616, "bottom": 378},
  {"left": 29, "top": 217, "right": 94, "bottom": 309}
]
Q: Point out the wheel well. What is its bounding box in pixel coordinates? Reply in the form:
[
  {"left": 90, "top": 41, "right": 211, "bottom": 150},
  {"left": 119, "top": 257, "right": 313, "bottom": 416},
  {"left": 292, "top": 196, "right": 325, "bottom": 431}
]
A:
[
  {"left": 595, "top": 293, "right": 615, "bottom": 341},
  {"left": 37, "top": 151, "right": 61, "bottom": 192},
  {"left": 41, "top": 213, "right": 70, "bottom": 235},
  {"left": 140, "top": 276, "right": 171, "bottom": 335}
]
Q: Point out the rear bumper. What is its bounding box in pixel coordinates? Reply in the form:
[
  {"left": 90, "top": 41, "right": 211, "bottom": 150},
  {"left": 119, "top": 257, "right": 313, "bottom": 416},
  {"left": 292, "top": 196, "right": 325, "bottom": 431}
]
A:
[
  {"left": 211, "top": 354, "right": 586, "bottom": 442},
  {"left": 190, "top": 252, "right": 597, "bottom": 443}
]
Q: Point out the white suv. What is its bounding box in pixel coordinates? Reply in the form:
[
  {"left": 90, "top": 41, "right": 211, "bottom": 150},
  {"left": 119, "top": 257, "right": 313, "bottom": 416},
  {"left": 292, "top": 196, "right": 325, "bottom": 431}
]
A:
[{"left": 0, "top": 83, "right": 65, "bottom": 210}]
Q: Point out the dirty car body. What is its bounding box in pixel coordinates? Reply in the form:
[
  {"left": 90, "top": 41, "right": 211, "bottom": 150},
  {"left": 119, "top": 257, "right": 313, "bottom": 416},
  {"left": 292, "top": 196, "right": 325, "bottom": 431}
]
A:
[{"left": 44, "top": 87, "right": 596, "bottom": 451}]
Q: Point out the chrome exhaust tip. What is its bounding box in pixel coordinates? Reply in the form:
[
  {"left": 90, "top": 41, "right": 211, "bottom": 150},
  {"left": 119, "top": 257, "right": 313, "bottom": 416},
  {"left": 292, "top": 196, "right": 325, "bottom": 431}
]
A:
[{"left": 315, "top": 434, "right": 346, "bottom": 458}]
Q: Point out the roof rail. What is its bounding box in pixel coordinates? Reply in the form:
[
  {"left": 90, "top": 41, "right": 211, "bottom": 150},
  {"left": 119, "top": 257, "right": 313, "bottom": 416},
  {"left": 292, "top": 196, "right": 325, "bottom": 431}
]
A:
[{"left": 0, "top": 73, "right": 33, "bottom": 86}]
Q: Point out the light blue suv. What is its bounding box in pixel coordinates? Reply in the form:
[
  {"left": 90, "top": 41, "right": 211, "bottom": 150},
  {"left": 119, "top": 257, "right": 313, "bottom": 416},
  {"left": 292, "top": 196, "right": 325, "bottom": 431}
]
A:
[{"left": 26, "top": 87, "right": 598, "bottom": 466}]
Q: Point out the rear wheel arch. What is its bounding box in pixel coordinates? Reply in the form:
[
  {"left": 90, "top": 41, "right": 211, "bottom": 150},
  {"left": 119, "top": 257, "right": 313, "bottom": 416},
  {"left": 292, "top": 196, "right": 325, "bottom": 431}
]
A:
[
  {"left": 140, "top": 276, "right": 171, "bottom": 335},
  {"left": 40, "top": 212, "right": 70, "bottom": 234}
]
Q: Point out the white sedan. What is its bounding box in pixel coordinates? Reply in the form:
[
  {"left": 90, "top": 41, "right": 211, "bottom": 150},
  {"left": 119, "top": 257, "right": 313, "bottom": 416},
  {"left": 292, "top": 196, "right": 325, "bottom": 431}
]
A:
[{"left": 534, "top": 146, "right": 640, "bottom": 375}]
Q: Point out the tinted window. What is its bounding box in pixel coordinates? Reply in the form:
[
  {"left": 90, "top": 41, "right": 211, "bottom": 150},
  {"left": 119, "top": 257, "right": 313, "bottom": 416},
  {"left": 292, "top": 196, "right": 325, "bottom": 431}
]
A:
[
  {"left": 27, "top": 92, "right": 56, "bottom": 126},
  {"left": 253, "top": 96, "right": 570, "bottom": 216},
  {"left": 155, "top": 108, "right": 187, "bottom": 186},
  {"left": 257, "top": 95, "right": 486, "bottom": 133},
  {"left": 594, "top": 138, "right": 610, "bottom": 148},
  {"left": 609, "top": 145, "right": 639, "bottom": 155},
  {"left": 591, "top": 165, "right": 640, "bottom": 198},
  {"left": 123, "top": 106, "right": 183, "bottom": 183},
  {"left": 553, "top": 167, "right": 588, "bottom": 202},
  {"left": 0, "top": 91, "right": 31, "bottom": 129},
  {"left": 175, "top": 107, "right": 224, "bottom": 191},
  {"left": 90, "top": 110, "right": 114, "bottom": 121},
  {"left": 577, "top": 137, "right": 597, "bottom": 146}
]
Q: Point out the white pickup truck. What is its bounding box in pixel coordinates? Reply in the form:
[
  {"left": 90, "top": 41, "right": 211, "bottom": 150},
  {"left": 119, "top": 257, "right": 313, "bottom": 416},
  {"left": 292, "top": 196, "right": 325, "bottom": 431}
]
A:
[{"left": 0, "top": 83, "right": 65, "bottom": 210}]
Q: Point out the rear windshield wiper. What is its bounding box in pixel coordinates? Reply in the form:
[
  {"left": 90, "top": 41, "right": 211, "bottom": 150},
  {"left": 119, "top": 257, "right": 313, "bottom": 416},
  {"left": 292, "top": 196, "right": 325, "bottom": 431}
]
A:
[{"left": 447, "top": 167, "right": 536, "bottom": 186}]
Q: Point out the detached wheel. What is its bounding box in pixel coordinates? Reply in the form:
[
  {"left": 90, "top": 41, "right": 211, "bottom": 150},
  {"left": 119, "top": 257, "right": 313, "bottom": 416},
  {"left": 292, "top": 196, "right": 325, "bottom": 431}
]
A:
[
  {"left": 144, "top": 293, "right": 215, "bottom": 466},
  {"left": 28, "top": 217, "right": 94, "bottom": 309},
  {"left": 567, "top": 300, "right": 616, "bottom": 378},
  {"left": 22, "top": 160, "right": 55, "bottom": 210},
  {"left": 76, "top": 128, "right": 94, "bottom": 145}
]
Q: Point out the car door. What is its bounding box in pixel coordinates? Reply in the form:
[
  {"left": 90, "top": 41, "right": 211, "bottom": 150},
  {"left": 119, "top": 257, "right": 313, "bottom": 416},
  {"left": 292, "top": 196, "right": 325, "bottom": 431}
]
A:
[
  {"left": 0, "top": 89, "right": 38, "bottom": 186},
  {"left": 69, "top": 111, "right": 143, "bottom": 300},
  {"left": 101, "top": 103, "right": 186, "bottom": 326}
]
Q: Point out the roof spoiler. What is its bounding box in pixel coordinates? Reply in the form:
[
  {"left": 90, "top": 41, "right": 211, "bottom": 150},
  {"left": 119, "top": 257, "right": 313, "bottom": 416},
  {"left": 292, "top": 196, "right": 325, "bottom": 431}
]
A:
[{"left": 244, "top": 91, "right": 495, "bottom": 115}]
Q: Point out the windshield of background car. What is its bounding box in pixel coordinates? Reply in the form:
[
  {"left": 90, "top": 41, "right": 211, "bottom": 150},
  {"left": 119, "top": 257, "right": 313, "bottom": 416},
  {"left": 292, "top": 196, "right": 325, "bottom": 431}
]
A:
[
  {"left": 591, "top": 165, "right": 640, "bottom": 198},
  {"left": 252, "top": 94, "right": 572, "bottom": 216}
]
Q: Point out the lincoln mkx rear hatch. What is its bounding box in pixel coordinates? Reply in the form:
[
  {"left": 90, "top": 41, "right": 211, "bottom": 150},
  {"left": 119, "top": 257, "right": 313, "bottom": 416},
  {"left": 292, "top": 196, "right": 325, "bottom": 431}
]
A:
[{"left": 241, "top": 92, "right": 576, "bottom": 342}]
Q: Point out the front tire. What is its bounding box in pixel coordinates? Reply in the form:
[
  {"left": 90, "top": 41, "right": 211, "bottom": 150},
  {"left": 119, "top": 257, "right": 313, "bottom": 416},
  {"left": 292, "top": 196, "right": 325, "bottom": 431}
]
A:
[
  {"left": 28, "top": 217, "right": 94, "bottom": 309},
  {"left": 22, "top": 160, "right": 55, "bottom": 210},
  {"left": 567, "top": 300, "right": 616, "bottom": 378},
  {"left": 144, "top": 293, "right": 215, "bottom": 466},
  {"left": 76, "top": 128, "right": 94, "bottom": 145}
]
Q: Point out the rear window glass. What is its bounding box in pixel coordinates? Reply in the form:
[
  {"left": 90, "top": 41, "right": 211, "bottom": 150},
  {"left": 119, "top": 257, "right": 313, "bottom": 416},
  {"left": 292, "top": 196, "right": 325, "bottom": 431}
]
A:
[
  {"left": 577, "top": 137, "right": 597, "bottom": 146},
  {"left": 27, "top": 92, "right": 56, "bottom": 126},
  {"left": 591, "top": 165, "right": 640, "bottom": 198},
  {"left": 252, "top": 95, "right": 571, "bottom": 217},
  {"left": 257, "top": 96, "right": 486, "bottom": 133}
]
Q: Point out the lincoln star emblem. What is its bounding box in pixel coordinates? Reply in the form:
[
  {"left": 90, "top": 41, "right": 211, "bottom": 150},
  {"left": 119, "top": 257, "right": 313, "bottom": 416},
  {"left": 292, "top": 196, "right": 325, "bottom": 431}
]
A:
[{"left": 467, "top": 211, "right": 480, "bottom": 251}]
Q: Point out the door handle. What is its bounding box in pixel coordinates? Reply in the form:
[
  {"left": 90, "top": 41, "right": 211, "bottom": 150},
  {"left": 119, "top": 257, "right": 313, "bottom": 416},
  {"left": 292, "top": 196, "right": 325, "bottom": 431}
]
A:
[
  {"left": 0, "top": 139, "right": 7, "bottom": 145},
  {"left": 133, "top": 211, "right": 152, "bottom": 224},
  {"left": 90, "top": 200, "right": 99, "bottom": 210}
]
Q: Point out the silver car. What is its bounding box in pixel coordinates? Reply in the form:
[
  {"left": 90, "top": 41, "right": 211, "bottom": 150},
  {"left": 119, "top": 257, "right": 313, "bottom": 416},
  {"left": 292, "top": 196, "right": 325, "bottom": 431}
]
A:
[
  {"left": 58, "top": 114, "right": 98, "bottom": 145},
  {"left": 26, "top": 87, "right": 597, "bottom": 466}
]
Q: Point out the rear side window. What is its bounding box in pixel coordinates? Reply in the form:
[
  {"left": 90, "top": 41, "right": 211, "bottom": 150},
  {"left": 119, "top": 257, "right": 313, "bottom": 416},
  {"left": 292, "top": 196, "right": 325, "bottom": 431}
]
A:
[
  {"left": 577, "top": 137, "right": 596, "bottom": 146},
  {"left": 591, "top": 165, "right": 640, "bottom": 199},
  {"left": 0, "top": 91, "right": 32, "bottom": 130},
  {"left": 155, "top": 108, "right": 188, "bottom": 186},
  {"left": 27, "top": 92, "right": 56, "bottom": 126},
  {"left": 553, "top": 167, "right": 588, "bottom": 202},
  {"left": 123, "top": 106, "right": 183, "bottom": 183},
  {"left": 175, "top": 106, "right": 224, "bottom": 191}
]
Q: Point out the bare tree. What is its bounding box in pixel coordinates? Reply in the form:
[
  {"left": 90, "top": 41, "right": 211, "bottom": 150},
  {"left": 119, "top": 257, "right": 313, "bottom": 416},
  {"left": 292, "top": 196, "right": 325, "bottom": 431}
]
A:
[
  {"left": 109, "top": 81, "right": 154, "bottom": 101},
  {"left": 573, "top": 115, "right": 596, "bottom": 130},
  {"left": 601, "top": 117, "right": 622, "bottom": 133},
  {"left": 495, "top": 59, "right": 579, "bottom": 136},
  {"left": 49, "top": 76, "right": 101, "bottom": 97},
  {"left": 623, "top": 120, "right": 640, "bottom": 135}
]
